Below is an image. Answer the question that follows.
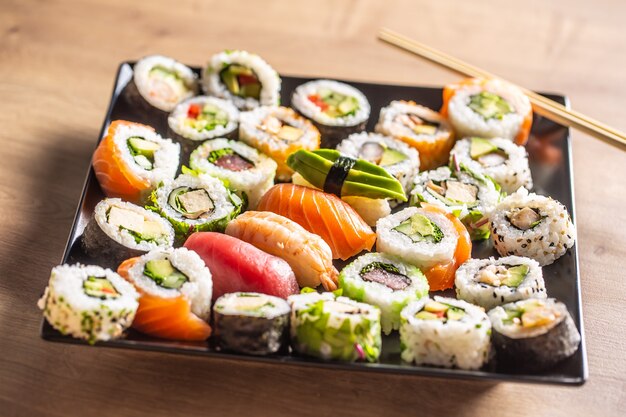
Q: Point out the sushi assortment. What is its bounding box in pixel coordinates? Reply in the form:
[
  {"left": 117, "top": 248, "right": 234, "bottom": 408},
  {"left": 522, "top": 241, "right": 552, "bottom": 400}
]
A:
[{"left": 39, "top": 51, "right": 582, "bottom": 375}]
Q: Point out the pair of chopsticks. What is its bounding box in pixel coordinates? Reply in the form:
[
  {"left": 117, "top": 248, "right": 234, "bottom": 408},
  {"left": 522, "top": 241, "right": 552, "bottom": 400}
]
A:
[{"left": 378, "top": 28, "right": 626, "bottom": 151}]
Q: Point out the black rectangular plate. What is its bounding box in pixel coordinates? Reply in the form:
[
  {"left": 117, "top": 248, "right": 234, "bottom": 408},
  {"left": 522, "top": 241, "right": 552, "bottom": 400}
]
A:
[{"left": 41, "top": 62, "right": 587, "bottom": 385}]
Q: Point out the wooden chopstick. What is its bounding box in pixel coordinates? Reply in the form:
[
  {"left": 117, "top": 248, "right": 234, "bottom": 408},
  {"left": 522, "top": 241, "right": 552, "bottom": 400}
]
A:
[{"left": 378, "top": 28, "right": 626, "bottom": 151}]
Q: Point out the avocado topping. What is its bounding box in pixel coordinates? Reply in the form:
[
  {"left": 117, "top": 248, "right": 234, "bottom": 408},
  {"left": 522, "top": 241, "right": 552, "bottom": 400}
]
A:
[
  {"left": 426, "top": 180, "right": 479, "bottom": 206},
  {"left": 168, "top": 187, "right": 215, "bottom": 219},
  {"left": 127, "top": 137, "right": 160, "bottom": 170},
  {"left": 359, "top": 142, "right": 407, "bottom": 167},
  {"left": 307, "top": 88, "right": 360, "bottom": 118},
  {"left": 83, "top": 276, "right": 120, "bottom": 299},
  {"left": 207, "top": 148, "right": 254, "bottom": 171},
  {"left": 185, "top": 103, "right": 229, "bottom": 132},
  {"left": 508, "top": 207, "right": 543, "bottom": 231},
  {"left": 359, "top": 262, "right": 411, "bottom": 291},
  {"left": 106, "top": 206, "right": 166, "bottom": 243},
  {"left": 468, "top": 92, "right": 514, "bottom": 120},
  {"left": 219, "top": 64, "right": 261, "bottom": 99},
  {"left": 143, "top": 259, "right": 189, "bottom": 290},
  {"left": 478, "top": 264, "right": 529, "bottom": 287},
  {"left": 502, "top": 300, "right": 560, "bottom": 328},
  {"left": 469, "top": 138, "right": 508, "bottom": 167},
  {"left": 416, "top": 301, "right": 466, "bottom": 322},
  {"left": 393, "top": 213, "right": 444, "bottom": 243},
  {"left": 231, "top": 294, "right": 275, "bottom": 312}
]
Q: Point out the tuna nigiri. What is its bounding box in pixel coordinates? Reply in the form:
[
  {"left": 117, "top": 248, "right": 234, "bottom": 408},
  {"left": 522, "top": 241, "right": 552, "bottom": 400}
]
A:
[
  {"left": 117, "top": 248, "right": 212, "bottom": 341},
  {"left": 257, "top": 183, "right": 376, "bottom": 260},
  {"left": 225, "top": 211, "right": 339, "bottom": 291},
  {"left": 92, "top": 120, "right": 180, "bottom": 203},
  {"left": 184, "top": 232, "right": 299, "bottom": 300}
]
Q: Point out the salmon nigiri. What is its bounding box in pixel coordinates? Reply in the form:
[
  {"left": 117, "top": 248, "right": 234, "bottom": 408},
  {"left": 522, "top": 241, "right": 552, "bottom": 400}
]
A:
[
  {"left": 92, "top": 120, "right": 180, "bottom": 203},
  {"left": 117, "top": 248, "right": 212, "bottom": 341},
  {"left": 257, "top": 184, "right": 376, "bottom": 260},
  {"left": 225, "top": 211, "right": 338, "bottom": 291}
]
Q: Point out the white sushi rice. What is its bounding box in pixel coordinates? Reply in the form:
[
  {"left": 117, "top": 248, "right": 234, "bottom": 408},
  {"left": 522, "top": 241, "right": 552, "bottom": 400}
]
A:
[
  {"left": 337, "top": 132, "right": 420, "bottom": 197},
  {"left": 490, "top": 188, "right": 576, "bottom": 266},
  {"left": 376, "top": 207, "right": 458, "bottom": 269},
  {"left": 134, "top": 55, "right": 198, "bottom": 112},
  {"left": 455, "top": 256, "right": 546, "bottom": 310},
  {"left": 339, "top": 252, "right": 429, "bottom": 335},
  {"left": 291, "top": 80, "right": 370, "bottom": 127},
  {"left": 94, "top": 198, "right": 175, "bottom": 251},
  {"left": 375, "top": 100, "right": 453, "bottom": 145},
  {"left": 38, "top": 264, "right": 139, "bottom": 343},
  {"left": 122, "top": 248, "right": 213, "bottom": 321},
  {"left": 168, "top": 96, "right": 239, "bottom": 141},
  {"left": 189, "top": 138, "right": 277, "bottom": 209},
  {"left": 450, "top": 137, "right": 533, "bottom": 194},
  {"left": 400, "top": 296, "right": 491, "bottom": 370},
  {"left": 202, "top": 50, "right": 281, "bottom": 110},
  {"left": 214, "top": 292, "right": 290, "bottom": 318},
  {"left": 110, "top": 122, "right": 180, "bottom": 190},
  {"left": 447, "top": 79, "right": 531, "bottom": 141}
]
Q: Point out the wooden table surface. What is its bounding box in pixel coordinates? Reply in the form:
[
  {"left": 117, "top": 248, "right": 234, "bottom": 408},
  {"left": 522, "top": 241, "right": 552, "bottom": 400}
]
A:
[{"left": 1, "top": 0, "right": 625, "bottom": 415}]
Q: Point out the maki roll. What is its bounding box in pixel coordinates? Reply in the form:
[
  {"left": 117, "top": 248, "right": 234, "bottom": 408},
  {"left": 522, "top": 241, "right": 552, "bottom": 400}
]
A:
[
  {"left": 201, "top": 50, "right": 280, "bottom": 110},
  {"left": 239, "top": 106, "right": 321, "bottom": 181},
  {"left": 400, "top": 296, "right": 492, "bottom": 370},
  {"left": 336, "top": 132, "right": 420, "bottom": 201},
  {"left": 147, "top": 173, "right": 243, "bottom": 241},
  {"left": 38, "top": 264, "right": 139, "bottom": 344},
  {"left": 129, "top": 55, "right": 198, "bottom": 113},
  {"left": 375, "top": 100, "right": 455, "bottom": 170},
  {"left": 455, "top": 256, "right": 546, "bottom": 311},
  {"left": 81, "top": 198, "right": 175, "bottom": 268},
  {"left": 376, "top": 205, "right": 471, "bottom": 291},
  {"left": 488, "top": 298, "right": 581, "bottom": 371},
  {"left": 189, "top": 138, "right": 277, "bottom": 209},
  {"left": 92, "top": 120, "right": 180, "bottom": 204},
  {"left": 167, "top": 96, "right": 239, "bottom": 155},
  {"left": 288, "top": 292, "right": 382, "bottom": 362},
  {"left": 117, "top": 248, "right": 213, "bottom": 341},
  {"left": 449, "top": 137, "right": 533, "bottom": 194},
  {"left": 410, "top": 165, "right": 501, "bottom": 240},
  {"left": 339, "top": 253, "right": 429, "bottom": 334},
  {"left": 441, "top": 78, "right": 532, "bottom": 145},
  {"left": 490, "top": 188, "right": 576, "bottom": 265},
  {"left": 213, "top": 292, "right": 290, "bottom": 355},
  {"left": 291, "top": 80, "right": 370, "bottom": 147}
]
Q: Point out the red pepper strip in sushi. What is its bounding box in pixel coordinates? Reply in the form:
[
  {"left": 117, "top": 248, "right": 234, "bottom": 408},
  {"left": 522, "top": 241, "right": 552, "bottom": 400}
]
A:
[
  {"left": 225, "top": 211, "right": 339, "bottom": 291},
  {"left": 117, "top": 257, "right": 212, "bottom": 341},
  {"left": 257, "top": 183, "right": 376, "bottom": 260},
  {"left": 420, "top": 204, "right": 472, "bottom": 291},
  {"left": 184, "top": 232, "right": 299, "bottom": 300}
]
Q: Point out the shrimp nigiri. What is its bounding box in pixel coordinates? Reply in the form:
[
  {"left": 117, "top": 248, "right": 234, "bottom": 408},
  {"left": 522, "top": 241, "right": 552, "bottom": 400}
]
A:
[{"left": 225, "top": 211, "right": 338, "bottom": 291}]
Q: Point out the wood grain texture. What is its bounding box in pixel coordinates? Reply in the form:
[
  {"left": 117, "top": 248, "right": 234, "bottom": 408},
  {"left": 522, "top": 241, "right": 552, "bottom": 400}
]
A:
[{"left": 1, "top": 0, "right": 625, "bottom": 416}]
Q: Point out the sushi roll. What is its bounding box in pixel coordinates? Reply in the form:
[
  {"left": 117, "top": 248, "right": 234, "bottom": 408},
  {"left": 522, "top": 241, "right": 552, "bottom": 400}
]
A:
[
  {"left": 449, "top": 137, "right": 533, "bottom": 194},
  {"left": 455, "top": 256, "right": 546, "bottom": 311},
  {"left": 147, "top": 173, "right": 243, "bottom": 241},
  {"left": 117, "top": 248, "right": 213, "bottom": 341},
  {"left": 213, "top": 292, "right": 291, "bottom": 355},
  {"left": 490, "top": 188, "right": 576, "bottom": 265},
  {"left": 92, "top": 120, "right": 180, "bottom": 204},
  {"left": 375, "top": 100, "right": 455, "bottom": 170},
  {"left": 288, "top": 292, "right": 382, "bottom": 362},
  {"left": 167, "top": 96, "right": 239, "bottom": 155},
  {"left": 410, "top": 165, "right": 501, "bottom": 240},
  {"left": 291, "top": 80, "right": 370, "bottom": 148},
  {"left": 339, "top": 253, "right": 429, "bottom": 335},
  {"left": 441, "top": 78, "right": 533, "bottom": 145},
  {"left": 81, "top": 198, "right": 175, "bottom": 268},
  {"left": 128, "top": 55, "right": 199, "bottom": 113},
  {"left": 336, "top": 132, "right": 420, "bottom": 201},
  {"left": 38, "top": 264, "right": 139, "bottom": 344},
  {"left": 201, "top": 50, "right": 280, "bottom": 110},
  {"left": 376, "top": 205, "right": 471, "bottom": 291},
  {"left": 239, "top": 106, "right": 321, "bottom": 181},
  {"left": 488, "top": 298, "right": 581, "bottom": 371},
  {"left": 400, "top": 296, "right": 491, "bottom": 370},
  {"left": 189, "top": 138, "right": 277, "bottom": 209}
]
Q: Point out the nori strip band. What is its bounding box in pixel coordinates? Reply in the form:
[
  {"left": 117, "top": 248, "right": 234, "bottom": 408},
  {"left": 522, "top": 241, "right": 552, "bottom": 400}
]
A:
[{"left": 323, "top": 156, "right": 356, "bottom": 196}]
